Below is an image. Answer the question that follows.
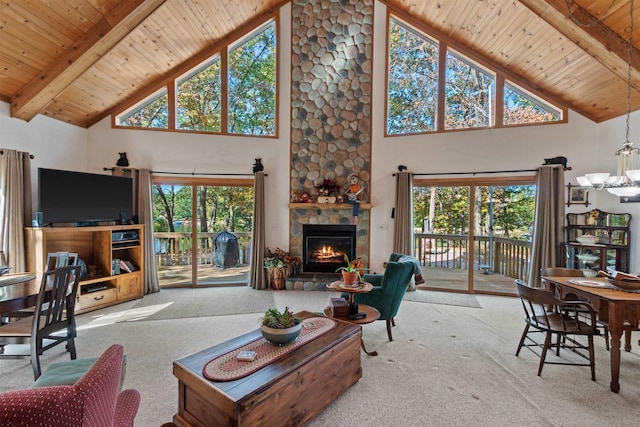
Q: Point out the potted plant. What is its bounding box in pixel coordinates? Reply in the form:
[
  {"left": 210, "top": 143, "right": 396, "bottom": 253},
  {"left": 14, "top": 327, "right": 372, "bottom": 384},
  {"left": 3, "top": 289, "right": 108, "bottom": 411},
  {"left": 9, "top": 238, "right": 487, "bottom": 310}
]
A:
[
  {"left": 261, "top": 307, "right": 303, "bottom": 345},
  {"left": 335, "top": 254, "right": 366, "bottom": 285},
  {"left": 263, "top": 248, "right": 302, "bottom": 290}
]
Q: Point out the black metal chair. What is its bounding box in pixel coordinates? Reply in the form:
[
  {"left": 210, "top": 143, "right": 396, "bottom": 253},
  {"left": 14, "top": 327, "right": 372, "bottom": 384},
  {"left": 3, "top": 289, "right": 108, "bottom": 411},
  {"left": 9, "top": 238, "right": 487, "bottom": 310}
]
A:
[
  {"left": 0, "top": 265, "right": 81, "bottom": 379},
  {"left": 515, "top": 279, "right": 599, "bottom": 381}
]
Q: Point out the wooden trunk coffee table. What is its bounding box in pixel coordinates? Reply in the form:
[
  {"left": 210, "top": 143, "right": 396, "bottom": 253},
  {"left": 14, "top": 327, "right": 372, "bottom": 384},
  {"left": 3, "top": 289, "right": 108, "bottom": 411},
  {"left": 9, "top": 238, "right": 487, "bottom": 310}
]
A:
[{"left": 172, "top": 311, "right": 362, "bottom": 427}]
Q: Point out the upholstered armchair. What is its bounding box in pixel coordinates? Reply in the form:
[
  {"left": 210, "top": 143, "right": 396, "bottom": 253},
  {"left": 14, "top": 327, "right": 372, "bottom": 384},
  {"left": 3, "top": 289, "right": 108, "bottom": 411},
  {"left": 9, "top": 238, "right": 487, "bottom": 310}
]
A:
[
  {"left": 0, "top": 344, "right": 140, "bottom": 426},
  {"left": 351, "top": 260, "right": 414, "bottom": 341}
]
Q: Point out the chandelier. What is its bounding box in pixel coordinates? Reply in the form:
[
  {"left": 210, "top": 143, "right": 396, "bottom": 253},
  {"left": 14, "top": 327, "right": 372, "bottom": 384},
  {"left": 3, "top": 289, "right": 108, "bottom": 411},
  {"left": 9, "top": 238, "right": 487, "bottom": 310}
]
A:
[{"left": 576, "top": 0, "right": 640, "bottom": 197}]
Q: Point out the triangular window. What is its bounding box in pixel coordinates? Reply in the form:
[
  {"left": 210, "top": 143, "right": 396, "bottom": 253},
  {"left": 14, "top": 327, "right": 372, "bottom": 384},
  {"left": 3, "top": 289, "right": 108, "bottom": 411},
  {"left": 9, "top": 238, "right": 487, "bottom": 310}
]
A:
[
  {"left": 504, "top": 81, "right": 562, "bottom": 125},
  {"left": 117, "top": 89, "right": 168, "bottom": 129}
]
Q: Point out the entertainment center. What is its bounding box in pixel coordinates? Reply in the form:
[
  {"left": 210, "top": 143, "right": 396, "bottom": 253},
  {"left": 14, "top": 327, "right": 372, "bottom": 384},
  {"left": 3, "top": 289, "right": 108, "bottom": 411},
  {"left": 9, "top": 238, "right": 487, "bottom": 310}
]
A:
[{"left": 25, "top": 225, "right": 145, "bottom": 314}]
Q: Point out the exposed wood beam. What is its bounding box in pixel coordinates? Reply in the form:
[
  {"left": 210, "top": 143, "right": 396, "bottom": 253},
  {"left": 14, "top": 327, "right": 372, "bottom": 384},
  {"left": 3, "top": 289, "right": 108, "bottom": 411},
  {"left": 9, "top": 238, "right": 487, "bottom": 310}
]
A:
[
  {"left": 519, "top": 0, "right": 640, "bottom": 91},
  {"left": 10, "top": 0, "right": 167, "bottom": 122}
]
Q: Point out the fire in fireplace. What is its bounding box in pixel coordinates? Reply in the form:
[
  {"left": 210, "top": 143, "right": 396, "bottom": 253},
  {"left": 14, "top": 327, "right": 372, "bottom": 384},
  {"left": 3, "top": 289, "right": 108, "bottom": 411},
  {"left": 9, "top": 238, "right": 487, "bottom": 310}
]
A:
[{"left": 303, "top": 224, "right": 356, "bottom": 273}]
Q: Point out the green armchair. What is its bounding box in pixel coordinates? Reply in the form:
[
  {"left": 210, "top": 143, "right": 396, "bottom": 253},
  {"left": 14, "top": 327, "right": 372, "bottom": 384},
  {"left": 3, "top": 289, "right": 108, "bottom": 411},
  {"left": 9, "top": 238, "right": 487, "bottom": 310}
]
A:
[{"left": 351, "top": 260, "right": 414, "bottom": 341}]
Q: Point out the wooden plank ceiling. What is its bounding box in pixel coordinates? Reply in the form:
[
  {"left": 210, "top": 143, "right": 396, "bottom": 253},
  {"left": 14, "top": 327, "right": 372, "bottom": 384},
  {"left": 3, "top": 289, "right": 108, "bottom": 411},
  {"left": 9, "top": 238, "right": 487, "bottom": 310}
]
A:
[{"left": 0, "top": 0, "right": 638, "bottom": 128}]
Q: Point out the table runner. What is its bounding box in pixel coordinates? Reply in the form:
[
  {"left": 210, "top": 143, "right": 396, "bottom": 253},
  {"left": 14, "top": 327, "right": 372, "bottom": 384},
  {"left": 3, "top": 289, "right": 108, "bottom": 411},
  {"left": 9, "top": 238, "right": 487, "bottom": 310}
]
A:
[
  {"left": 567, "top": 278, "right": 640, "bottom": 293},
  {"left": 202, "top": 317, "right": 337, "bottom": 382}
]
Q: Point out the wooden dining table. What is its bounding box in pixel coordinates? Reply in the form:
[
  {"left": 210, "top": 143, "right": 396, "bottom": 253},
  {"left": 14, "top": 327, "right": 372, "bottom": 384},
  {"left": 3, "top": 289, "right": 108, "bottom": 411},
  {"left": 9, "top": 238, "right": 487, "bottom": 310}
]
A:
[
  {"left": 542, "top": 275, "right": 640, "bottom": 393},
  {"left": 0, "top": 274, "right": 41, "bottom": 316}
]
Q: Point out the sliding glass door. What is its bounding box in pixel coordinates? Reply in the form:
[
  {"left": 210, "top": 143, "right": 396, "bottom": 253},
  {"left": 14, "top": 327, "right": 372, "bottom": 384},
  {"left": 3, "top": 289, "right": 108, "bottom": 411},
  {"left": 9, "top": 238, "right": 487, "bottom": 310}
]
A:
[
  {"left": 152, "top": 177, "right": 253, "bottom": 288},
  {"left": 413, "top": 177, "right": 535, "bottom": 295}
]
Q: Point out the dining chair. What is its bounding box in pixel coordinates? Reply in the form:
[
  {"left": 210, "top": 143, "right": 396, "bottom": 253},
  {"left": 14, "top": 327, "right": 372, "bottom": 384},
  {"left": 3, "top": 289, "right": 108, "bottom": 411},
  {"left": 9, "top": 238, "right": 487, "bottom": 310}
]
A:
[
  {"left": 0, "top": 265, "right": 81, "bottom": 379},
  {"left": 540, "top": 267, "right": 610, "bottom": 350},
  {"left": 45, "top": 251, "right": 79, "bottom": 272},
  {"left": 515, "top": 279, "right": 599, "bottom": 380},
  {"left": 4, "top": 251, "right": 80, "bottom": 322}
]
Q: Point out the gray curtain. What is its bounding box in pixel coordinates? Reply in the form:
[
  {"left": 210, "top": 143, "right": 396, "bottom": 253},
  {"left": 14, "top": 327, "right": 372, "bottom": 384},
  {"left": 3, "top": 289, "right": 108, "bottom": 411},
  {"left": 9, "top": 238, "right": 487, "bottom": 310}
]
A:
[
  {"left": 113, "top": 167, "right": 159, "bottom": 294},
  {"left": 393, "top": 171, "right": 413, "bottom": 255},
  {"left": 137, "top": 169, "right": 160, "bottom": 294},
  {"left": 527, "top": 165, "right": 565, "bottom": 287},
  {"left": 250, "top": 172, "right": 267, "bottom": 289},
  {"left": 0, "top": 149, "right": 32, "bottom": 272}
]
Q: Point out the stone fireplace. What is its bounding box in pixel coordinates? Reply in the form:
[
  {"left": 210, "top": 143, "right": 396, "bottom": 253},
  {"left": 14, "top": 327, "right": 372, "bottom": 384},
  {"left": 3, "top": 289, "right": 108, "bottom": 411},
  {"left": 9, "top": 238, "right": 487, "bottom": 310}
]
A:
[
  {"left": 287, "top": 0, "right": 373, "bottom": 289},
  {"left": 303, "top": 224, "right": 356, "bottom": 272}
]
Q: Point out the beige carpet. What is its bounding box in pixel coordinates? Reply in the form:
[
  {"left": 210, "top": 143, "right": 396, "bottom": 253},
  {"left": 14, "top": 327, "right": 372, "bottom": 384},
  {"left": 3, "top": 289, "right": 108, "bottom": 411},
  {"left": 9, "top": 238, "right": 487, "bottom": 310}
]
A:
[
  {"left": 2, "top": 290, "right": 639, "bottom": 427},
  {"left": 403, "top": 289, "right": 481, "bottom": 308},
  {"left": 129, "top": 286, "right": 276, "bottom": 320}
]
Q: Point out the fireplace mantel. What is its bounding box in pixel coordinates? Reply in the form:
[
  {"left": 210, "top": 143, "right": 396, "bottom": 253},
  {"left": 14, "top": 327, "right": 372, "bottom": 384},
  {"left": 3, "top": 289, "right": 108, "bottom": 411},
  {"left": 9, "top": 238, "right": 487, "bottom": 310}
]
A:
[{"left": 289, "top": 203, "right": 372, "bottom": 209}]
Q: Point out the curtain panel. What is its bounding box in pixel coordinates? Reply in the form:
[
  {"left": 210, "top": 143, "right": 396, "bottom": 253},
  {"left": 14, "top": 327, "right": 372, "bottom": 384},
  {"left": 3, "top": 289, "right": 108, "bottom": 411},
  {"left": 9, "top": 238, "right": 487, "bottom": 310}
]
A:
[
  {"left": 393, "top": 171, "right": 413, "bottom": 255},
  {"left": 528, "top": 165, "right": 565, "bottom": 287},
  {"left": 0, "top": 149, "right": 32, "bottom": 272},
  {"left": 250, "top": 172, "right": 267, "bottom": 290},
  {"left": 112, "top": 167, "right": 159, "bottom": 294}
]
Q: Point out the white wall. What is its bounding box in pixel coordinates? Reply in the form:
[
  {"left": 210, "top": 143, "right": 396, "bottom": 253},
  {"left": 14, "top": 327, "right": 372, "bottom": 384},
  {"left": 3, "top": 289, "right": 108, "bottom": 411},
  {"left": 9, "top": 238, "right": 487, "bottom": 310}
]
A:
[
  {"left": 3, "top": 1, "right": 635, "bottom": 273},
  {"left": 0, "top": 101, "right": 88, "bottom": 210}
]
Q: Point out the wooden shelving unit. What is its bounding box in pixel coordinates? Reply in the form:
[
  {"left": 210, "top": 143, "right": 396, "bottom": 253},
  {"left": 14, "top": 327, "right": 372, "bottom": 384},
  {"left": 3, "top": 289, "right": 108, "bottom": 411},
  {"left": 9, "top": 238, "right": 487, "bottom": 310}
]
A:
[{"left": 25, "top": 225, "right": 145, "bottom": 314}]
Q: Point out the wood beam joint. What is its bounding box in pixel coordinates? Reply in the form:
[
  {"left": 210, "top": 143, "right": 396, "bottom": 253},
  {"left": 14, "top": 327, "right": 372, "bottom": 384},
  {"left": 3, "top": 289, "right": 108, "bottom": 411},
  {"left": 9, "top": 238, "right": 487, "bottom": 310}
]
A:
[{"left": 10, "top": 0, "right": 167, "bottom": 122}]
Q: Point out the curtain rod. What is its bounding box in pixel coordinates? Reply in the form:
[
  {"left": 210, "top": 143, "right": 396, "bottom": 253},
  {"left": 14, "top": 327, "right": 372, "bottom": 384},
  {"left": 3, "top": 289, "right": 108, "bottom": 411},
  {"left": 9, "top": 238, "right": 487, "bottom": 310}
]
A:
[
  {"left": 0, "top": 150, "right": 35, "bottom": 159},
  {"left": 393, "top": 166, "right": 570, "bottom": 176},
  {"left": 103, "top": 167, "right": 265, "bottom": 176}
]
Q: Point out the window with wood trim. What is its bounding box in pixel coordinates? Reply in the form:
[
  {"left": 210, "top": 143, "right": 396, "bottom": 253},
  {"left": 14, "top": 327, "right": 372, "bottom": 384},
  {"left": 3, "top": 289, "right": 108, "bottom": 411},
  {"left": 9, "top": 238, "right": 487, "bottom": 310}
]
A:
[
  {"left": 117, "top": 88, "right": 168, "bottom": 129},
  {"left": 115, "top": 19, "right": 277, "bottom": 137},
  {"left": 177, "top": 56, "right": 222, "bottom": 132},
  {"left": 386, "top": 14, "right": 565, "bottom": 135},
  {"left": 445, "top": 50, "right": 494, "bottom": 130},
  {"left": 387, "top": 19, "right": 439, "bottom": 134},
  {"left": 503, "top": 81, "right": 562, "bottom": 125}
]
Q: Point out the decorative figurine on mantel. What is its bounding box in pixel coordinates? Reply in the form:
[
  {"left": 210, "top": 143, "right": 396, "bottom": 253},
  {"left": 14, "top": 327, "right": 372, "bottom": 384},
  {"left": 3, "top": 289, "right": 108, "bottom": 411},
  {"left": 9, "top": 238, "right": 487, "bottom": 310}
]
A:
[
  {"left": 345, "top": 173, "right": 364, "bottom": 202},
  {"left": 345, "top": 173, "right": 365, "bottom": 218}
]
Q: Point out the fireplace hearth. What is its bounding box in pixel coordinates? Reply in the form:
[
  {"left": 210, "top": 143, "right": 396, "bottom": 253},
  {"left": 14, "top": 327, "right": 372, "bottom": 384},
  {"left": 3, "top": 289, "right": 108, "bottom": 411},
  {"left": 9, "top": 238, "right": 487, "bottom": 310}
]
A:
[{"left": 303, "top": 224, "right": 356, "bottom": 273}]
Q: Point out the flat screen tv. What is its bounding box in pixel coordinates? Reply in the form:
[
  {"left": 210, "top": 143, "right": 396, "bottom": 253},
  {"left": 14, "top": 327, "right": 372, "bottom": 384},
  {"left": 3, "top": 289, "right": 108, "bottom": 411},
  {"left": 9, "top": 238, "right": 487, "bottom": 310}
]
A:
[{"left": 38, "top": 168, "right": 133, "bottom": 226}]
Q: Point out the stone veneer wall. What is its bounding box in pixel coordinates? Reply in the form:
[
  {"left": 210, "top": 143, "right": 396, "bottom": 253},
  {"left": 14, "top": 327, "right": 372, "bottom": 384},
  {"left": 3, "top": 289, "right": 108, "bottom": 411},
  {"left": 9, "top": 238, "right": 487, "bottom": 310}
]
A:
[{"left": 290, "top": 0, "right": 373, "bottom": 267}]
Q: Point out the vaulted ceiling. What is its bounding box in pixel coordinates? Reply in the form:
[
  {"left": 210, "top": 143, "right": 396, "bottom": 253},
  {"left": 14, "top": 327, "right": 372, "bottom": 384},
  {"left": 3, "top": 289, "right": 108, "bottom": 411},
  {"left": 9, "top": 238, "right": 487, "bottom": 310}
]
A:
[{"left": 1, "top": 0, "right": 639, "bottom": 128}]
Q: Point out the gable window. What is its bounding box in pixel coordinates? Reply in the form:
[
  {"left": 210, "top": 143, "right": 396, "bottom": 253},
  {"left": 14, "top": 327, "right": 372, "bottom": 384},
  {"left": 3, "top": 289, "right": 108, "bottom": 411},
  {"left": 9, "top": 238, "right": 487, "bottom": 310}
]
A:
[
  {"left": 228, "top": 23, "right": 277, "bottom": 135},
  {"left": 445, "top": 51, "right": 494, "bottom": 130},
  {"left": 503, "top": 81, "right": 562, "bottom": 125},
  {"left": 177, "top": 57, "right": 222, "bottom": 132},
  {"left": 387, "top": 19, "right": 438, "bottom": 134},
  {"left": 116, "top": 88, "right": 168, "bottom": 129},
  {"left": 386, "top": 13, "right": 565, "bottom": 135},
  {"left": 114, "top": 18, "right": 277, "bottom": 137}
]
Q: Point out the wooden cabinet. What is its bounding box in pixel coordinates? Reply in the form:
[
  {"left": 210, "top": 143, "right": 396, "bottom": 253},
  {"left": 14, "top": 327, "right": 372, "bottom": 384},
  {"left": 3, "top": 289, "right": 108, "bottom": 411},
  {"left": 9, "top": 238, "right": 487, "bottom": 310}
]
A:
[
  {"left": 25, "top": 225, "right": 145, "bottom": 314},
  {"left": 564, "top": 209, "right": 631, "bottom": 273}
]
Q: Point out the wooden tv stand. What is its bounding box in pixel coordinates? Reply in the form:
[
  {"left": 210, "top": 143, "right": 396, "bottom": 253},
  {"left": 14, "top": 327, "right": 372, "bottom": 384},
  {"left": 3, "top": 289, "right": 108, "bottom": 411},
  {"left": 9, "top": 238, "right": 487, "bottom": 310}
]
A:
[{"left": 25, "top": 224, "right": 145, "bottom": 314}]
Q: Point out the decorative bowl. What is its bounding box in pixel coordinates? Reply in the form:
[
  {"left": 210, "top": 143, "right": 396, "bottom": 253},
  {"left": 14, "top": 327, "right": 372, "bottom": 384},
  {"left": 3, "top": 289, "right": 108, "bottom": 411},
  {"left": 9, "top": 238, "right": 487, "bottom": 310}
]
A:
[
  {"left": 576, "top": 235, "right": 598, "bottom": 245},
  {"left": 606, "top": 278, "right": 640, "bottom": 291},
  {"left": 576, "top": 254, "right": 600, "bottom": 263},
  {"left": 261, "top": 323, "right": 302, "bottom": 345},
  {"left": 581, "top": 269, "right": 598, "bottom": 278}
]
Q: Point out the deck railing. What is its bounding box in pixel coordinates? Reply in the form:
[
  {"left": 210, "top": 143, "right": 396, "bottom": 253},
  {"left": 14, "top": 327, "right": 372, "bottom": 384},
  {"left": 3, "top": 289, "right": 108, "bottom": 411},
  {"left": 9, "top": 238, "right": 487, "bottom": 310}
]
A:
[
  {"left": 154, "top": 232, "right": 252, "bottom": 267},
  {"left": 415, "top": 233, "right": 531, "bottom": 281}
]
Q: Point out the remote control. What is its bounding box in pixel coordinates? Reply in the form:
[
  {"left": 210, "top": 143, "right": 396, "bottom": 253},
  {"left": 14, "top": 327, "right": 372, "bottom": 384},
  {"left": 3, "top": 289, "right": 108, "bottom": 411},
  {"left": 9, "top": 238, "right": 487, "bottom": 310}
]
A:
[{"left": 349, "top": 312, "right": 366, "bottom": 320}]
